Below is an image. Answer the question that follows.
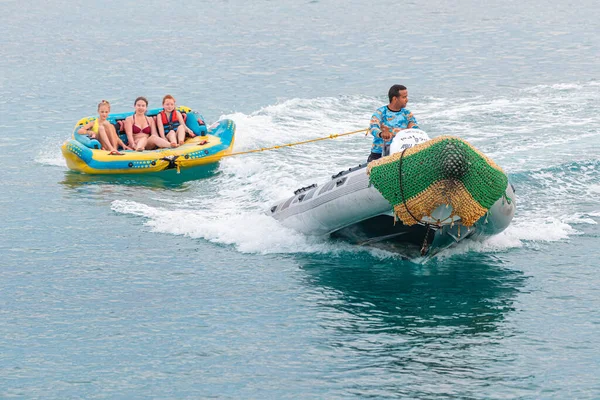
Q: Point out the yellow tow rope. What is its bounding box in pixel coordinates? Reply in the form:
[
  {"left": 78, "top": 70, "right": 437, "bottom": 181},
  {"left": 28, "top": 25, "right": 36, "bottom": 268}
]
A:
[{"left": 220, "top": 128, "right": 368, "bottom": 158}]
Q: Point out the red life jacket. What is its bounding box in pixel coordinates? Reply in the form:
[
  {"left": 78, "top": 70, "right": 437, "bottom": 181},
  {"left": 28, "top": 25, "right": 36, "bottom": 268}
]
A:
[{"left": 159, "top": 110, "right": 180, "bottom": 131}]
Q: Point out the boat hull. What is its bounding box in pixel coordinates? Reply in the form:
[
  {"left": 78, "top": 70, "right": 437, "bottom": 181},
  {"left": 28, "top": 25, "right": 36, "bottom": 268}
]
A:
[{"left": 270, "top": 163, "right": 516, "bottom": 257}]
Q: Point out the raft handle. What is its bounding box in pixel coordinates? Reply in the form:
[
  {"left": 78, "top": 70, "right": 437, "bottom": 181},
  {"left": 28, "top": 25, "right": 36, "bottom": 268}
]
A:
[
  {"left": 294, "top": 183, "right": 317, "bottom": 195},
  {"left": 335, "top": 177, "right": 347, "bottom": 187},
  {"left": 161, "top": 155, "right": 179, "bottom": 170}
]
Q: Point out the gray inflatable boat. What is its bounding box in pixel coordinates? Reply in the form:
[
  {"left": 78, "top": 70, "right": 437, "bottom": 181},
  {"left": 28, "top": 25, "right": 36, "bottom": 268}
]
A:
[{"left": 269, "top": 131, "right": 516, "bottom": 258}]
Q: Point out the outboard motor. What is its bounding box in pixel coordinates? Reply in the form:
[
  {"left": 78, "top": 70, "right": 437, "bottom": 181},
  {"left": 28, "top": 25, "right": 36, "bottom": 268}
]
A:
[{"left": 389, "top": 129, "right": 430, "bottom": 155}]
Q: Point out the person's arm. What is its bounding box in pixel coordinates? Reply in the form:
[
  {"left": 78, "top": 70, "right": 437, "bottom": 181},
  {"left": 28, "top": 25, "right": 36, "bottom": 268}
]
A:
[
  {"left": 156, "top": 113, "right": 166, "bottom": 139},
  {"left": 369, "top": 111, "right": 382, "bottom": 139},
  {"left": 177, "top": 111, "right": 195, "bottom": 137},
  {"left": 77, "top": 120, "right": 95, "bottom": 136},
  {"left": 407, "top": 111, "right": 419, "bottom": 129},
  {"left": 124, "top": 117, "right": 135, "bottom": 148},
  {"left": 149, "top": 117, "right": 158, "bottom": 137},
  {"left": 370, "top": 110, "right": 393, "bottom": 141}
]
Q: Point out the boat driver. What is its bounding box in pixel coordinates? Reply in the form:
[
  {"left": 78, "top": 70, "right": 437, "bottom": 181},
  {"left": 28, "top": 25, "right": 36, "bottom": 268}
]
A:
[{"left": 367, "top": 84, "right": 419, "bottom": 162}]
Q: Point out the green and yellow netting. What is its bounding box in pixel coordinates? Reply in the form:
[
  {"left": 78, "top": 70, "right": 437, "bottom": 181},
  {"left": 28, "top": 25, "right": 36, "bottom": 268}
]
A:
[{"left": 367, "top": 136, "right": 508, "bottom": 227}]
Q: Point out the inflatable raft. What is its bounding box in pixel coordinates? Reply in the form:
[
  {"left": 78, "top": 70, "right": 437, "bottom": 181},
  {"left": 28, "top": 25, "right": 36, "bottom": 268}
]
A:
[
  {"left": 61, "top": 106, "right": 235, "bottom": 176},
  {"left": 269, "top": 131, "right": 516, "bottom": 258}
]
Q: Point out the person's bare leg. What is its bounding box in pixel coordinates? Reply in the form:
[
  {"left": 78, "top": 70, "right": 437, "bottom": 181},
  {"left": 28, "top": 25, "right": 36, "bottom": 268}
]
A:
[
  {"left": 166, "top": 131, "right": 178, "bottom": 147},
  {"left": 98, "top": 125, "right": 121, "bottom": 154},
  {"left": 150, "top": 135, "right": 175, "bottom": 149},
  {"left": 106, "top": 122, "right": 131, "bottom": 150},
  {"left": 135, "top": 135, "right": 148, "bottom": 151},
  {"left": 176, "top": 125, "right": 186, "bottom": 145}
]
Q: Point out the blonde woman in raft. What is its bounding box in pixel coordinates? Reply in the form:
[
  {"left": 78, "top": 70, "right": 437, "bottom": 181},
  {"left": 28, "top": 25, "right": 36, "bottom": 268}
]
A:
[
  {"left": 124, "top": 96, "right": 172, "bottom": 151},
  {"left": 77, "top": 100, "right": 131, "bottom": 155},
  {"left": 157, "top": 94, "right": 196, "bottom": 147}
]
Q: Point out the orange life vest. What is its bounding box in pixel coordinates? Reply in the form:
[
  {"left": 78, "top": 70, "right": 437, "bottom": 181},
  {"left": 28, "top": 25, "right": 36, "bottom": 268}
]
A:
[{"left": 159, "top": 110, "right": 180, "bottom": 131}]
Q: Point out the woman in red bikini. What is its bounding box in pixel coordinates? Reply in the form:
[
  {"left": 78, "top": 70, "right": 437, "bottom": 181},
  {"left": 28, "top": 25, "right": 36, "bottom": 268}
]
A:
[{"left": 124, "top": 97, "right": 172, "bottom": 151}]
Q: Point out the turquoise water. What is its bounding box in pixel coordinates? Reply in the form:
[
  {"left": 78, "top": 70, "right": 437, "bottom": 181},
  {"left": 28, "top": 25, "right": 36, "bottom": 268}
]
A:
[{"left": 2, "top": 0, "right": 600, "bottom": 398}]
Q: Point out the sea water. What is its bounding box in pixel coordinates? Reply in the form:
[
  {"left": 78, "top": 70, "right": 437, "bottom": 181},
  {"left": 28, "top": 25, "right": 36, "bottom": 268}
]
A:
[{"left": 1, "top": 0, "right": 599, "bottom": 398}]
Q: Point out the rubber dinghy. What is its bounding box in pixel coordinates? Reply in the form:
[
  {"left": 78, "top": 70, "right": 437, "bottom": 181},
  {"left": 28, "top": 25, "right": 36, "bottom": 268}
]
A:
[
  {"left": 269, "top": 130, "right": 516, "bottom": 258},
  {"left": 61, "top": 106, "right": 235, "bottom": 177}
]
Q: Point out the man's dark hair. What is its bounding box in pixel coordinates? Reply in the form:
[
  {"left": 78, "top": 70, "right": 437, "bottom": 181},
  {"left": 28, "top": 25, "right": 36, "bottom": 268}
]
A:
[{"left": 388, "top": 84, "right": 407, "bottom": 103}]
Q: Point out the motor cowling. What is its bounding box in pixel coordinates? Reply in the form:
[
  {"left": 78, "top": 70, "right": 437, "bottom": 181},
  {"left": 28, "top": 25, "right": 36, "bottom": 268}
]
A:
[{"left": 389, "top": 129, "right": 431, "bottom": 155}]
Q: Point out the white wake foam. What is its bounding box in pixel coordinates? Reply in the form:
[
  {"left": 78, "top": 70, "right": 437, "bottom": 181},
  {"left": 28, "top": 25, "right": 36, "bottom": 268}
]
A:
[
  {"left": 35, "top": 149, "right": 67, "bottom": 167},
  {"left": 112, "top": 199, "right": 377, "bottom": 256}
]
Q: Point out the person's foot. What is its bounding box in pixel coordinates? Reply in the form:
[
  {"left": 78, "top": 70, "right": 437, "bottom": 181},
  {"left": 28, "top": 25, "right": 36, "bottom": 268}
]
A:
[
  {"left": 108, "top": 150, "right": 124, "bottom": 155},
  {"left": 170, "top": 142, "right": 178, "bottom": 148}
]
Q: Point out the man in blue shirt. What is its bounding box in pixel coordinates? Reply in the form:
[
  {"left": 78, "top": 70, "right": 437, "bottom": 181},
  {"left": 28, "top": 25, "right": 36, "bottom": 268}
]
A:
[{"left": 368, "top": 84, "right": 419, "bottom": 162}]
